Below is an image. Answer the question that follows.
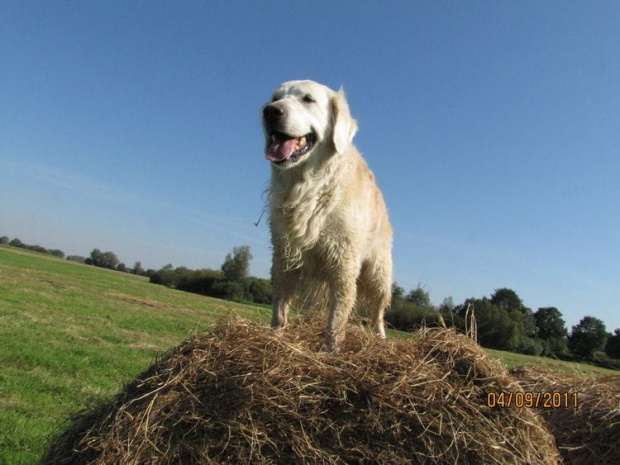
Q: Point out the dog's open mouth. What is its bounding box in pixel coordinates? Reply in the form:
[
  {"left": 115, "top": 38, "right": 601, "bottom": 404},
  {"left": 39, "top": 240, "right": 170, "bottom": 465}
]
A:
[{"left": 266, "top": 131, "right": 316, "bottom": 165}]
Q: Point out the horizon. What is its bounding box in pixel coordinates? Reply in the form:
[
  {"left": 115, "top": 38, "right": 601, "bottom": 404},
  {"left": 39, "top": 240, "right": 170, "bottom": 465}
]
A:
[
  {"left": 2, "top": 1, "right": 619, "bottom": 332},
  {"left": 1, "top": 232, "right": 616, "bottom": 335}
]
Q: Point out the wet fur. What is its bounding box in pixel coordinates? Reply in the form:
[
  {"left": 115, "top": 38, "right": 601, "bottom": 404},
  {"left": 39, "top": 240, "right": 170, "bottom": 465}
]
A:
[{"left": 264, "top": 80, "right": 393, "bottom": 352}]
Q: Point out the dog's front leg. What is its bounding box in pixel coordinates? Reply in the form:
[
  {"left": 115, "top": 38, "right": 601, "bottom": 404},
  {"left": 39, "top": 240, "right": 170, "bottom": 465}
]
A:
[
  {"left": 270, "top": 245, "right": 300, "bottom": 329},
  {"left": 325, "top": 262, "right": 358, "bottom": 353}
]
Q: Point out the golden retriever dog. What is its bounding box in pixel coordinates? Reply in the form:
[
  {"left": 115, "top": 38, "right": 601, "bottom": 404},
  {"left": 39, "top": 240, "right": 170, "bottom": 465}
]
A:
[{"left": 263, "top": 80, "right": 393, "bottom": 353}]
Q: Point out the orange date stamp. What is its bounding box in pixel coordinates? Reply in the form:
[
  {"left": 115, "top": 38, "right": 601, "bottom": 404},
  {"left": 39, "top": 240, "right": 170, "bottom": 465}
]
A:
[{"left": 486, "top": 391, "right": 578, "bottom": 409}]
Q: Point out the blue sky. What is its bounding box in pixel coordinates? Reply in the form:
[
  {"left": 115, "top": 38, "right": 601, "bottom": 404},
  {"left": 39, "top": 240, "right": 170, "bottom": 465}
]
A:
[{"left": 1, "top": 1, "right": 619, "bottom": 332}]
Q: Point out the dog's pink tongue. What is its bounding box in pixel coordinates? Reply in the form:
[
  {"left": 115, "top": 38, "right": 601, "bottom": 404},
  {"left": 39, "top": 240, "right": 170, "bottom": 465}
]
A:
[{"left": 266, "top": 138, "right": 298, "bottom": 162}]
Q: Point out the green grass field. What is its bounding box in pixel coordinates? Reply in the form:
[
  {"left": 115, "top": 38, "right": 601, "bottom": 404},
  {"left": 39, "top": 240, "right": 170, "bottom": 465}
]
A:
[
  {"left": 0, "top": 245, "right": 616, "bottom": 464},
  {"left": 0, "top": 245, "right": 271, "bottom": 464}
]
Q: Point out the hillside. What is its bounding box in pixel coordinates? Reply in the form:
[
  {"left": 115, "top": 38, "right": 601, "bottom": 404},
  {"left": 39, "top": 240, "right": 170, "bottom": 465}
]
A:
[
  {"left": 0, "top": 245, "right": 270, "bottom": 464},
  {"left": 0, "top": 245, "right": 616, "bottom": 464}
]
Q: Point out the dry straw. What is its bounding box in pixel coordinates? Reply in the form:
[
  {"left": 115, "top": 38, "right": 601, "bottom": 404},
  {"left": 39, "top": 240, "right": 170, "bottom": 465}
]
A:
[
  {"left": 44, "top": 318, "right": 560, "bottom": 464},
  {"left": 511, "top": 366, "right": 620, "bottom": 465}
]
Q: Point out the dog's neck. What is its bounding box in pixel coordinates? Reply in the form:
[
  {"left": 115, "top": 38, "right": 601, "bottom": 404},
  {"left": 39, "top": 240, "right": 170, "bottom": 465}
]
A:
[{"left": 269, "top": 153, "right": 346, "bottom": 207}]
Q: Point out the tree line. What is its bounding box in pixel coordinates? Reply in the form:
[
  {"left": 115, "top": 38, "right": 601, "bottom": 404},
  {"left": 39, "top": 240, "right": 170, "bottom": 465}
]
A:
[
  {"left": 2, "top": 235, "right": 619, "bottom": 367},
  {"left": 1, "top": 236, "right": 66, "bottom": 258},
  {"left": 387, "top": 283, "right": 620, "bottom": 368},
  {"left": 1, "top": 236, "right": 270, "bottom": 305},
  {"left": 1, "top": 236, "right": 148, "bottom": 275},
  {"left": 148, "top": 246, "right": 272, "bottom": 305}
]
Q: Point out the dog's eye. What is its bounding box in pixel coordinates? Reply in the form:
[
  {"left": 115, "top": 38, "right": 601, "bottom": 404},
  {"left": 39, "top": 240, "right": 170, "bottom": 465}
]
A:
[{"left": 303, "top": 94, "right": 315, "bottom": 103}]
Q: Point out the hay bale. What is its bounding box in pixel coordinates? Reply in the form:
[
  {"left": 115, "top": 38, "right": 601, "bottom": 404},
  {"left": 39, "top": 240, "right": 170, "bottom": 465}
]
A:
[
  {"left": 511, "top": 366, "right": 620, "bottom": 464},
  {"left": 44, "top": 319, "right": 559, "bottom": 464}
]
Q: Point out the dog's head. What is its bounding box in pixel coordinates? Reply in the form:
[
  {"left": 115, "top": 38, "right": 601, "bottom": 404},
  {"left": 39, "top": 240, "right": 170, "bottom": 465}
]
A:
[{"left": 262, "top": 80, "right": 358, "bottom": 169}]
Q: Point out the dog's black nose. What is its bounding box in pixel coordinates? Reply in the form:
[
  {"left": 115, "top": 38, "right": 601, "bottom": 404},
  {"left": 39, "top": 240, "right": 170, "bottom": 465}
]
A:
[{"left": 263, "top": 104, "right": 285, "bottom": 123}]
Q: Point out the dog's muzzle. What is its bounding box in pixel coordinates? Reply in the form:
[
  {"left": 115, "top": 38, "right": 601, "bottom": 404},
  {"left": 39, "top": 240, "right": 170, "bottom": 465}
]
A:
[{"left": 263, "top": 104, "right": 316, "bottom": 166}]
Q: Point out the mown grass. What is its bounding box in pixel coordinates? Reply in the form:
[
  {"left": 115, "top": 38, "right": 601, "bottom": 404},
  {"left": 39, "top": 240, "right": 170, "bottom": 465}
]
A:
[
  {"left": 0, "top": 245, "right": 616, "bottom": 464},
  {"left": 484, "top": 347, "right": 617, "bottom": 377},
  {"left": 0, "top": 245, "right": 270, "bottom": 464}
]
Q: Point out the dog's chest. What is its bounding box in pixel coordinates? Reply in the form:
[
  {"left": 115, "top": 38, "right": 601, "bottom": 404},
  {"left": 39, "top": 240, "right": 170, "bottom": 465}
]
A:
[
  {"left": 269, "top": 162, "right": 352, "bottom": 268},
  {"left": 273, "top": 204, "right": 350, "bottom": 274}
]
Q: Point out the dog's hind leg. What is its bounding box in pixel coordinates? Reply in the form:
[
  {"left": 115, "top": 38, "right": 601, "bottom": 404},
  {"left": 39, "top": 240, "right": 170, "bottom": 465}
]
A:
[
  {"left": 271, "top": 274, "right": 299, "bottom": 329},
  {"left": 359, "top": 255, "right": 392, "bottom": 339}
]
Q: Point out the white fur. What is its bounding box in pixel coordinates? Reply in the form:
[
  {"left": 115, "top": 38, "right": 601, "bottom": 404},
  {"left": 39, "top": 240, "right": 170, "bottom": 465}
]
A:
[{"left": 264, "top": 80, "right": 393, "bottom": 353}]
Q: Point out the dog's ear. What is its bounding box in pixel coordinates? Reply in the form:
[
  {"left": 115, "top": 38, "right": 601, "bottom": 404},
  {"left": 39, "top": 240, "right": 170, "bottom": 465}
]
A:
[{"left": 331, "top": 88, "right": 358, "bottom": 154}]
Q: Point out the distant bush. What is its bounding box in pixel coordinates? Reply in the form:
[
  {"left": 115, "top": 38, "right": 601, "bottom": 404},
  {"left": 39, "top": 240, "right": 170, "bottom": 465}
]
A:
[
  {"left": 9, "top": 238, "right": 25, "bottom": 248},
  {"left": 149, "top": 266, "right": 272, "bottom": 305},
  {"left": 605, "top": 329, "right": 620, "bottom": 359},
  {"left": 539, "top": 337, "right": 569, "bottom": 357},
  {"left": 211, "top": 280, "right": 246, "bottom": 302},
  {"left": 455, "top": 299, "right": 518, "bottom": 351},
  {"left": 150, "top": 266, "right": 206, "bottom": 288},
  {"left": 27, "top": 244, "right": 47, "bottom": 254},
  {"left": 131, "top": 261, "right": 146, "bottom": 276},
  {"left": 177, "top": 269, "right": 223, "bottom": 296},
  {"left": 517, "top": 337, "right": 544, "bottom": 356},
  {"left": 3, "top": 237, "right": 65, "bottom": 258},
  {"left": 568, "top": 316, "right": 608, "bottom": 360},
  {"left": 47, "top": 249, "right": 65, "bottom": 259},
  {"left": 86, "top": 249, "right": 120, "bottom": 270},
  {"left": 589, "top": 353, "right": 620, "bottom": 371},
  {"left": 385, "top": 300, "right": 442, "bottom": 331},
  {"left": 150, "top": 267, "right": 224, "bottom": 293},
  {"left": 148, "top": 246, "right": 272, "bottom": 306},
  {"left": 246, "top": 277, "right": 272, "bottom": 305}
]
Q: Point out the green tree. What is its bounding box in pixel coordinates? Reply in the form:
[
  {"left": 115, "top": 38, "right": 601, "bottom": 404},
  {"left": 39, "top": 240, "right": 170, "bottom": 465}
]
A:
[
  {"left": 490, "top": 288, "right": 523, "bottom": 311},
  {"left": 534, "top": 307, "right": 568, "bottom": 356},
  {"left": 176, "top": 268, "right": 223, "bottom": 296},
  {"left": 604, "top": 329, "right": 620, "bottom": 359},
  {"left": 391, "top": 283, "right": 405, "bottom": 304},
  {"left": 490, "top": 288, "right": 536, "bottom": 338},
  {"left": 507, "top": 308, "right": 542, "bottom": 355},
  {"left": 221, "top": 245, "right": 253, "bottom": 283},
  {"left": 212, "top": 280, "right": 245, "bottom": 302},
  {"left": 568, "top": 316, "right": 608, "bottom": 359},
  {"left": 437, "top": 296, "right": 464, "bottom": 330},
  {"left": 9, "top": 238, "right": 24, "bottom": 248},
  {"left": 27, "top": 244, "right": 47, "bottom": 254},
  {"left": 438, "top": 296, "right": 454, "bottom": 313},
  {"left": 247, "top": 277, "right": 272, "bottom": 305},
  {"left": 88, "top": 249, "right": 120, "bottom": 269},
  {"left": 47, "top": 249, "right": 65, "bottom": 258},
  {"left": 534, "top": 307, "right": 568, "bottom": 339},
  {"left": 132, "top": 261, "right": 145, "bottom": 276},
  {"left": 385, "top": 300, "right": 442, "bottom": 331},
  {"left": 386, "top": 285, "right": 441, "bottom": 331},
  {"left": 85, "top": 249, "right": 102, "bottom": 266},
  {"left": 0, "top": 236, "right": 9, "bottom": 245},
  {"left": 405, "top": 286, "right": 432, "bottom": 308},
  {"left": 457, "top": 298, "right": 519, "bottom": 350}
]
